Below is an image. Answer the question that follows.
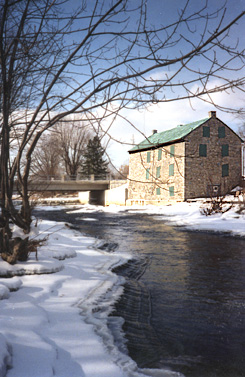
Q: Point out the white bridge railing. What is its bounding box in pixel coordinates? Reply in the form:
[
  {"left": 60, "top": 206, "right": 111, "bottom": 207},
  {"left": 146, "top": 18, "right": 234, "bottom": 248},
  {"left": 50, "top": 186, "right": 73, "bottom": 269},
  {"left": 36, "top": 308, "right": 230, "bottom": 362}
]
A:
[{"left": 31, "top": 174, "right": 127, "bottom": 182}]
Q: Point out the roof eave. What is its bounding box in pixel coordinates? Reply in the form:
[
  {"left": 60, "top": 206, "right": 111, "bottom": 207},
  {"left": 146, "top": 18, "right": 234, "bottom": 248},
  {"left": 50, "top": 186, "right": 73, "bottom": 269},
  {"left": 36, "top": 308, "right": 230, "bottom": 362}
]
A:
[{"left": 128, "top": 137, "right": 185, "bottom": 154}]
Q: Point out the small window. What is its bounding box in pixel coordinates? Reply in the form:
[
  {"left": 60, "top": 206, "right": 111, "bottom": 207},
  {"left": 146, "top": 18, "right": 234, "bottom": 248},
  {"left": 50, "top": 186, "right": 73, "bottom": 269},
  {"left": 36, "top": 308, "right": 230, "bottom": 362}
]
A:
[
  {"left": 147, "top": 151, "right": 151, "bottom": 163},
  {"left": 156, "top": 166, "right": 161, "bottom": 178},
  {"left": 170, "top": 145, "right": 175, "bottom": 157},
  {"left": 222, "top": 144, "right": 229, "bottom": 157},
  {"left": 199, "top": 144, "right": 207, "bottom": 157},
  {"left": 158, "top": 149, "right": 162, "bottom": 161},
  {"left": 169, "top": 163, "right": 174, "bottom": 176},
  {"left": 146, "top": 168, "right": 150, "bottom": 179},
  {"left": 203, "top": 126, "right": 210, "bottom": 137},
  {"left": 218, "top": 126, "right": 225, "bottom": 138},
  {"left": 222, "top": 164, "right": 229, "bottom": 177},
  {"left": 169, "top": 186, "right": 174, "bottom": 197},
  {"left": 156, "top": 187, "right": 161, "bottom": 195}
]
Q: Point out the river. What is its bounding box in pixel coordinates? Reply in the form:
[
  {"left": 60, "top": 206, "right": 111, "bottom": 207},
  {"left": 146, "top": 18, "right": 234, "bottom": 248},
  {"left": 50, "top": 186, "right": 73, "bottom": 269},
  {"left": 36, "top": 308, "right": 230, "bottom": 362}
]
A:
[{"left": 34, "top": 206, "right": 245, "bottom": 377}]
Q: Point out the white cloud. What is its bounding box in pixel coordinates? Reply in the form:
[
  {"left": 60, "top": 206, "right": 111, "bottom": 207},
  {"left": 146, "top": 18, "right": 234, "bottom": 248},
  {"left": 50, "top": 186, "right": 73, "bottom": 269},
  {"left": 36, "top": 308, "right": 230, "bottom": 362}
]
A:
[{"left": 102, "top": 84, "right": 244, "bottom": 167}]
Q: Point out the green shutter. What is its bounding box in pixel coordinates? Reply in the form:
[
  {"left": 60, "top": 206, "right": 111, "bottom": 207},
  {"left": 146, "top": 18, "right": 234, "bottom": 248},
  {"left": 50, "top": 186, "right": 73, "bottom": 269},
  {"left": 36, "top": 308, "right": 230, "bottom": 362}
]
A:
[
  {"left": 199, "top": 144, "right": 207, "bottom": 157},
  {"left": 218, "top": 126, "right": 225, "bottom": 138},
  {"left": 222, "top": 164, "right": 229, "bottom": 177},
  {"left": 169, "top": 186, "right": 174, "bottom": 196},
  {"left": 170, "top": 145, "right": 175, "bottom": 157},
  {"left": 147, "top": 151, "right": 151, "bottom": 162},
  {"left": 156, "top": 187, "right": 161, "bottom": 195},
  {"left": 158, "top": 149, "right": 162, "bottom": 160},
  {"left": 169, "top": 163, "right": 174, "bottom": 176},
  {"left": 156, "top": 166, "right": 161, "bottom": 178},
  {"left": 203, "top": 126, "right": 210, "bottom": 137},
  {"left": 222, "top": 144, "right": 229, "bottom": 157},
  {"left": 146, "top": 168, "right": 150, "bottom": 179}
]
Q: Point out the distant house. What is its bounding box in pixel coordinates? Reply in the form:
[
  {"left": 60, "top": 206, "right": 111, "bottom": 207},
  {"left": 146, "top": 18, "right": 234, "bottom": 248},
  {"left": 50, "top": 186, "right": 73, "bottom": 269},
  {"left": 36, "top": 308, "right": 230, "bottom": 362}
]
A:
[{"left": 127, "top": 111, "right": 243, "bottom": 205}]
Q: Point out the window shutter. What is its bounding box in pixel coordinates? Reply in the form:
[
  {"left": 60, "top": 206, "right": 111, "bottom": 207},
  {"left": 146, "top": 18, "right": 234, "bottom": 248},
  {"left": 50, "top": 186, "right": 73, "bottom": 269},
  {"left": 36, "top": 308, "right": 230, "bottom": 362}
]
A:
[
  {"left": 203, "top": 126, "right": 210, "bottom": 137},
  {"left": 169, "top": 164, "right": 174, "bottom": 176},
  {"left": 156, "top": 166, "right": 161, "bottom": 178},
  {"left": 222, "top": 144, "right": 229, "bottom": 157},
  {"left": 170, "top": 145, "right": 175, "bottom": 157},
  {"left": 218, "top": 126, "right": 225, "bottom": 138},
  {"left": 169, "top": 186, "right": 174, "bottom": 196},
  {"left": 222, "top": 164, "right": 229, "bottom": 177},
  {"left": 147, "top": 151, "right": 151, "bottom": 162},
  {"left": 146, "top": 168, "right": 150, "bottom": 179},
  {"left": 199, "top": 144, "right": 207, "bottom": 157},
  {"left": 158, "top": 149, "right": 162, "bottom": 160},
  {"left": 156, "top": 187, "right": 161, "bottom": 195}
]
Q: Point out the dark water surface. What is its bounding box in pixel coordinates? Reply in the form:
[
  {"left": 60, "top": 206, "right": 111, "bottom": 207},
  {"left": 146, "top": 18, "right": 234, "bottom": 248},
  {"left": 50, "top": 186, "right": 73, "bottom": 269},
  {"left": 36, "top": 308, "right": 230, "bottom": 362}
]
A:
[{"left": 34, "top": 207, "right": 245, "bottom": 377}]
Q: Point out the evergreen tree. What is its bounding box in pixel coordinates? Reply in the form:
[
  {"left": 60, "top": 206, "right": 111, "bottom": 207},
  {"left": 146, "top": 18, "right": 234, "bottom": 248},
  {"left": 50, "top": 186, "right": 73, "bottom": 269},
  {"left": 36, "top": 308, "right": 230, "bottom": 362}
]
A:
[{"left": 81, "top": 136, "right": 109, "bottom": 179}]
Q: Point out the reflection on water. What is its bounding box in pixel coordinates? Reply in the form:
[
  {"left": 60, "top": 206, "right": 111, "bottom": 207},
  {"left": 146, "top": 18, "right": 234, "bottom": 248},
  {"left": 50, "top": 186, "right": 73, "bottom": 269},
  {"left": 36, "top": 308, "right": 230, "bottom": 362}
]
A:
[{"left": 35, "top": 208, "right": 245, "bottom": 377}]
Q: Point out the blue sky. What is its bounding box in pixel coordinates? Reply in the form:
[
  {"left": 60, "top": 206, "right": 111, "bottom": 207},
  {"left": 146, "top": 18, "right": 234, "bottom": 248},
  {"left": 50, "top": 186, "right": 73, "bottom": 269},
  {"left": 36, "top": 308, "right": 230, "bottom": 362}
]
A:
[
  {"left": 62, "top": 1, "right": 245, "bottom": 167},
  {"left": 92, "top": 1, "right": 244, "bottom": 167},
  {"left": 147, "top": 0, "right": 244, "bottom": 21}
]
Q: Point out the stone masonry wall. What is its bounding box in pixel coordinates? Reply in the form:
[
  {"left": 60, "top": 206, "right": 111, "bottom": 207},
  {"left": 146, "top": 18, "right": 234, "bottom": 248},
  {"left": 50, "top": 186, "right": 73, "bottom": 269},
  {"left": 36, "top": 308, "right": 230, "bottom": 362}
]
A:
[
  {"left": 128, "top": 142, "right": 185, "bottom": 204},
  {"left": 184, "top": 116, "right": 242, "bottom": 199}
]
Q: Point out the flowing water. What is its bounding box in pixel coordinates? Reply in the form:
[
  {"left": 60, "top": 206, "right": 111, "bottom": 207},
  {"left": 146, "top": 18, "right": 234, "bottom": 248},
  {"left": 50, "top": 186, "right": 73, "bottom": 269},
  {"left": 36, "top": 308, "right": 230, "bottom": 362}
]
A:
[{"left": 35, "top": 207, "right": 245, "bottom": 377}]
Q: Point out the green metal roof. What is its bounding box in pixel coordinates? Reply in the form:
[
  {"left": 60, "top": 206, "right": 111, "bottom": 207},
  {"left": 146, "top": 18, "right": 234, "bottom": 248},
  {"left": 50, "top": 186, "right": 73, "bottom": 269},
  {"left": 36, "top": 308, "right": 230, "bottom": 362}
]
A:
[{"left": 129, "top": 118, "right": 209, "bottom": 152}]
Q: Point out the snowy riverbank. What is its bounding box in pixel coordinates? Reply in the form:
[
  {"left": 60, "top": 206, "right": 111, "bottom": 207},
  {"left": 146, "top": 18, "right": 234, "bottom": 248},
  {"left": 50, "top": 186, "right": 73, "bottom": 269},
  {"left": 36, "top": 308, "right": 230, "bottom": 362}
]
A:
[
  {"left": 125, "top": 200, "right": 245, "bottom": 237},
  {"left": 0, "top": 200, "right": 244, "bottom": 377}
]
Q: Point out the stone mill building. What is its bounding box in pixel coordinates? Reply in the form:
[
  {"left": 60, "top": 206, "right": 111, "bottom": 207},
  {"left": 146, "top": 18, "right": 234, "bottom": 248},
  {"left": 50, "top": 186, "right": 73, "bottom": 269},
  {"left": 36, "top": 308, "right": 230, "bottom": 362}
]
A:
[{"left": 127, "top": 111, "right": 243, "bottom": 205}]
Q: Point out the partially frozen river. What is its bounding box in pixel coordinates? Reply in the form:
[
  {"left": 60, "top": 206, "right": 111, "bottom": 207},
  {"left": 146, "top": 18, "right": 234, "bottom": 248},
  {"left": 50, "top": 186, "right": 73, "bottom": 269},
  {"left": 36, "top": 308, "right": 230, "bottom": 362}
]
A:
[{"left": 35, "top": 206, "right": 245, "bottom": 377}]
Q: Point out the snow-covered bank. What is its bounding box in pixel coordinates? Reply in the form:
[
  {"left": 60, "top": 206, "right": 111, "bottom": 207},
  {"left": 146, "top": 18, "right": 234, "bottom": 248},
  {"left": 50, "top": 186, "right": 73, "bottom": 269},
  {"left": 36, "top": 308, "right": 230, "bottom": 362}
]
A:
[
  {"left": 0, "top": 218, "right": 183, "bottom": 377},
  {"left": 0, "top": 199, "right": 244, "bottom": 377},
  {"left": 155, "top": 202, "right": 245, "bottom": 236},
  {"left": 99, "top": 200, "right": 245, "bottom": 238}
]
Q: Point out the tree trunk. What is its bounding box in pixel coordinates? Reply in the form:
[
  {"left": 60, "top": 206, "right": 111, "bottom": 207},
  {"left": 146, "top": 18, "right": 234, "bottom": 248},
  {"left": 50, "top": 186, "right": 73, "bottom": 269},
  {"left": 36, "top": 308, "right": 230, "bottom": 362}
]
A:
[
  {"left": 1, "top": 236, "right": 29, "bottom": 264},
  {"left": 20, "top": 194, "right": 32, "bottom": 231}
]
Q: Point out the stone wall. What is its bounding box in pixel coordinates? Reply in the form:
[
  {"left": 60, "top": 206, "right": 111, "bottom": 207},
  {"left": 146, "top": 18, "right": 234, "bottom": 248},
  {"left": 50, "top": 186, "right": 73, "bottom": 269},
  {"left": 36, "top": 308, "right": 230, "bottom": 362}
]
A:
[
  {"left": 128, "top": 142, "right": 185, "bottom": 204},
  {"left": 184, "top": 116, "right": 242, "bottom": 199},
  {"left": 128, "top": 115, "right": 242, "bottom": 205}
]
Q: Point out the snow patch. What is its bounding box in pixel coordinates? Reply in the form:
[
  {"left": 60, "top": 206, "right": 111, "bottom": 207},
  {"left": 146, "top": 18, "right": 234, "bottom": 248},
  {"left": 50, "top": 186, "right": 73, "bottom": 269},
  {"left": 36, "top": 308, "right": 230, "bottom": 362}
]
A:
[
  {"left": 0, "top": 277, "right": 22, "bottom": 291},
  {"left": 0, "top": 258, "right": 63, "bottom": 277},
  {"left": 95, "top": 201, "right": 245, "bottom": 237},
  {"left": 0, "top": 285, "right": 9, "bottom": 300},
  {"left": 12, "top": 222, "right": 39, "bottom": 240}
]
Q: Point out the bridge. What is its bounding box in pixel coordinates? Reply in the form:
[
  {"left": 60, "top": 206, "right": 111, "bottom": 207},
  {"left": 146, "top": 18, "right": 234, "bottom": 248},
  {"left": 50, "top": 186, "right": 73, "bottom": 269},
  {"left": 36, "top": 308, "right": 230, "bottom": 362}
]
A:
[
  {"left": 27, "top": 179, "right": 110, "bottom": 192},
  {"left": 20, "top": 176, "right": 127, "bottom": 205}
]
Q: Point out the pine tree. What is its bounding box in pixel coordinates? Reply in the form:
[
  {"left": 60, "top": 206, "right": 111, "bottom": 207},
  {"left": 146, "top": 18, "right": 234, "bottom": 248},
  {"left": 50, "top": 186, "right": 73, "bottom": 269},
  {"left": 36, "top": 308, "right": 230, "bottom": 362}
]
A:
[{"left": 81, "top": 136, "right": 109, "bottom": 179}]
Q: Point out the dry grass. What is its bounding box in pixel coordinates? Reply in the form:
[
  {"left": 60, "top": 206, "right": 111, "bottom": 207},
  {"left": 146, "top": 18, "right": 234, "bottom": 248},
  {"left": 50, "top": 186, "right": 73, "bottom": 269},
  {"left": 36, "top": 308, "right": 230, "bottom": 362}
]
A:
[{"left": 27, "top": 237, "right": 48, "bottom": 260}]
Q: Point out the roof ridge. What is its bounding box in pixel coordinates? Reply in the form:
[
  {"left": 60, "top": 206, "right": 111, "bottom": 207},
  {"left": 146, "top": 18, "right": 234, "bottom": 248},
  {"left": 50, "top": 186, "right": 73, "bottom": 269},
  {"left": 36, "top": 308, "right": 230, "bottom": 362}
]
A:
[
  {"left": 129, "top": 117, "right": 209, "bottom": 152},
  {"left": 159, "top": 117, "right": 209, "bottom": 134}
]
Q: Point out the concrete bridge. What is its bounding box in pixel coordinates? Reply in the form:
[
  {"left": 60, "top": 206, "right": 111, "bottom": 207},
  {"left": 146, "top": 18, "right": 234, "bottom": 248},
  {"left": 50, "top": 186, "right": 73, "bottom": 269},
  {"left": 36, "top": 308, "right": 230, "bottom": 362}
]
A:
[
  {"left": 23, "top": 177, "right": 127, "bottom": 205},
  {"left": 27, "top": 179, "right": 110, "bottom": 192}
]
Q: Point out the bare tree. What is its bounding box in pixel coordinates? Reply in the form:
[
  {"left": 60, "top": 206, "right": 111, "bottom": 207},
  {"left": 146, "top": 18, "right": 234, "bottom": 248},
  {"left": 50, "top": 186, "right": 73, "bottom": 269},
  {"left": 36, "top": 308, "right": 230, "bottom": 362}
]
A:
[
  {"left": 112, "top": 163, "right": 129, "bottom": 179},
  {"left": 238, "top": 124, "right": 245, "bottom": 140},
  {"left": 30, "top": 133, "right": 62, "bottom": 180},
  {"left": 30, "top": 118, "right": 93, "bottom": 179},
  {"left": 0, "top": 0, "right": 244, "bottom": 261},
  {"left": 120, "top": 164, "right": 129, "bottom": 178},
  {"left": 107, "top": 162, "right": 129, "bottom": 179},
  {"left": 53, "top": 118, "right": 93, "bottom": 179}
]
